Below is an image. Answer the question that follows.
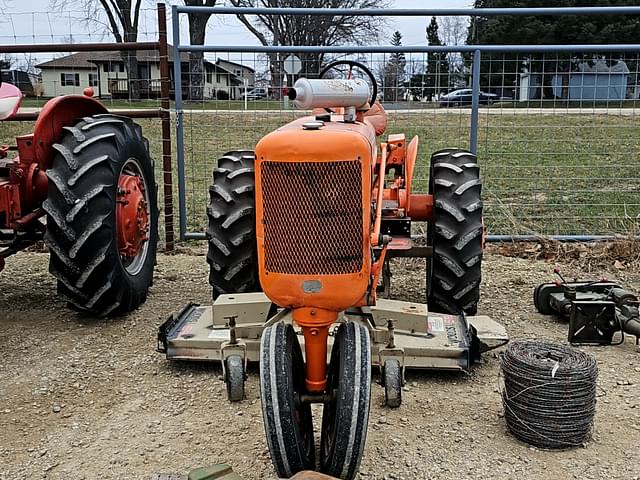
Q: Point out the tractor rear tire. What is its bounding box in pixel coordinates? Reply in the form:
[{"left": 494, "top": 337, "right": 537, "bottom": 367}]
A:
[
  {"left": 206, "top": 151, "right": 260, "bottom": 299},
  {"left": 44, "top": 114, "right": 158, "bottom": 317},
  {"left": 427, "top": 149, "right": 483, "bottom": 316}
]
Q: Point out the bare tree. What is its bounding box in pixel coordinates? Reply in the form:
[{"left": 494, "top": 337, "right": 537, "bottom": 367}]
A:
[
  {"left": 15, "top": 54, "right": 40, "bottom": 75},
  {"left": 184, "top": 0, "right": 216, "bottom": 102},
  {"left": 438, "top": 16, "right": 468, "bottom": 48},
  {"left": 50, "top": 0, "right": 143, "bottom": 100},
  {"left": 438, "top": 16, "right": 469, "bottom": 84},
  {"left": 228, "top": 0, "right": 389, "bottom": 88}
]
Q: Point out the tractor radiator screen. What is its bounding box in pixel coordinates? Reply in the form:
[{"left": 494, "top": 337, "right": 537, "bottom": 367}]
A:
[{"left": 261, "top": 160, "right": 363, "bottom": 275}]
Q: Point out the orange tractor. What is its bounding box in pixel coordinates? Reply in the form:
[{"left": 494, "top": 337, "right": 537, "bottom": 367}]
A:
[
  {"left": 0, "top": 83, "right": 157, "bottom": 316},
  {"left": 159, "top": 61, "right": 506, "bottom": 479}
]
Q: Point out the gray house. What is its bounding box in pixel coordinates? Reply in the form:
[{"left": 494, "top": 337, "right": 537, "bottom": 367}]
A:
[{"left": 519, "top": 60, "right": 631, "bottom": 101}]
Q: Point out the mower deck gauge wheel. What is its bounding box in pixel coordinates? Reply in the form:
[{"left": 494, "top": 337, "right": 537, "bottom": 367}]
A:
[
  {"left": 224, "top": 355, "right": 245, "bottom": 402},
  {"left": 382, "top": 359, "right": 403, "bottom": 408}
]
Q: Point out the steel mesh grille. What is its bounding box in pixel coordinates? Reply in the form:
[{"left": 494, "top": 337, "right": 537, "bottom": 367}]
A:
[{"left": 261, "top": 160, "right": 363, "bottom": 275}]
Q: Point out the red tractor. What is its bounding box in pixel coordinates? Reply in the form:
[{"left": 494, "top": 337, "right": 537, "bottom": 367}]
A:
[{"left": 0, "top": 83, "right": 158, "bottom": 316}]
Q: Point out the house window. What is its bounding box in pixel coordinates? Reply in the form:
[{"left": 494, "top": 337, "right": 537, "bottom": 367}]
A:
[
  {"left": 216, "top": 74, "right": 221, "bottom": 84},
  {"left": 104, "top": 63, "right": 124, "bottom": 73},
  {"left": 60, "top": 73, "right": 80, "bottom": 87},
  {"left": 88, "top": 73, "right": 98, "bottom": 87},
  {"left": 206, "top": 70, "right": 212, "bottom": 83}
]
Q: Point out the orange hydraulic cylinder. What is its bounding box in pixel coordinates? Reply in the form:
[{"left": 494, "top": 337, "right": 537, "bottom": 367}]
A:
[{"left": 293, "top": 307, "right": 337, "bottom": 392}]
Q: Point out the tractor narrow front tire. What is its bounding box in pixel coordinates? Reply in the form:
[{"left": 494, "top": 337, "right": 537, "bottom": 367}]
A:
[
  {"left": 44, "top": 114, "right": 158, "bottom": 317},
  {"left": 206, "top": 151, "right": 260, "bottom": 299},
  {"left": 427, "top": 149, "right": 483, "bottom": 316},
  {"left": 320, "top": 321, "right": 372, "bottom": 480},
  {"left": 260, "top": 323, "right": 315, "bottom": 477}
]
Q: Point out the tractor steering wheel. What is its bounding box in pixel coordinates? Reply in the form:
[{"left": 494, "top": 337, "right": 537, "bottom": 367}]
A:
[{"left": 319, "top": 60, "right": 378, "bottom": 111}]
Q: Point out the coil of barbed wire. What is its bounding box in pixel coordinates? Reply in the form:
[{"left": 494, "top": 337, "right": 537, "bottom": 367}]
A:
[{"left": 500, "top": 340, "right": 598, "bottom": 449}]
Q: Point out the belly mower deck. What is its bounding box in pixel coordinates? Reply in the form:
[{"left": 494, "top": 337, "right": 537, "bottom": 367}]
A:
[{"left": 157, "top": 293, "right": 508, "bottom": 373}]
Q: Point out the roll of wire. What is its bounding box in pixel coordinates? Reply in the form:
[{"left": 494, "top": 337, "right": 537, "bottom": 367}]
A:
[{"left": 501, "top": 340, "right": 598, "bottom": 449}]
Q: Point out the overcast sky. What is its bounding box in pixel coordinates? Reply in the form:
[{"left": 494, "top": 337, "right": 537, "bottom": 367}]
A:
[{"left": 2, "top": 1, "right": 471, "bottom": 50}]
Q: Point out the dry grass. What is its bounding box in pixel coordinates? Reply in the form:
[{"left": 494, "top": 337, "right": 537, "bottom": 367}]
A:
[{"left": 488, "top": 237, "right": 640, "bottom": 272}]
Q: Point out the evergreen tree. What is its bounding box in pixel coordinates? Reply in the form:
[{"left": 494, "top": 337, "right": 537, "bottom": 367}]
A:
[
  {"left": 426, "top": 17, "right": 450, "bottom": 100},
  {"left": 380, "top": 31, "right": 407, "bottom": 102}
]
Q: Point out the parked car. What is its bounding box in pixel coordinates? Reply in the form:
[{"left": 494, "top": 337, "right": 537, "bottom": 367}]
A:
[
  {"left": 439, "top": 89, "right": 499, "bottom": 107},
  {"left": 243, "top": 87, "right": 268, "bottom": 100}
]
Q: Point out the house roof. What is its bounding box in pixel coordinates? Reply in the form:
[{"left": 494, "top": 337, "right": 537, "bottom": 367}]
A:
[
  {"left": 37, "top": 52, "right": 97, "bottom": 69},
  {"left": 216, "top": 58, "right": 255, "bottom": 73},
  {"left": 36, "top": 45, "right": 198, "bottom": 69}
]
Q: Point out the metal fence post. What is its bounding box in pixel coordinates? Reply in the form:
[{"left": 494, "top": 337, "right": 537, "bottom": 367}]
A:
[
  {"left": 172, "top": 5, "right": 187, "bottom": 242},
  {"left": 470, "top": 49, "right": 481, "bottom": 155}
]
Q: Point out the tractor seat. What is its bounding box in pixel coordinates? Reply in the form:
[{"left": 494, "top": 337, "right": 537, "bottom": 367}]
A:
[
  {"left": 0, "top": 82, "right": 23, "bottom": 121},
  {"left": 363, "top": 101, "right": 388, "bottom": 136}
]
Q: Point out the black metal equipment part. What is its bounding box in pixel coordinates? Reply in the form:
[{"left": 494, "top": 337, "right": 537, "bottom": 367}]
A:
[{"left": 534, "top": 271, "right": 640, "bottom": 346}]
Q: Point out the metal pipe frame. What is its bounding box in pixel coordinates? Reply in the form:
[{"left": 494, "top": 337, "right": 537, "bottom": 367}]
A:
[
  {"left": 171, "top": 5, "right": 640, "bottom": 243},
  {"left": 181, "top": 44, "right": 640, "bottom": 54},
  {"left": 0, "top": 42, "right": 159, "bottom": 54},
  {"left": 469, "top": 50, "right": 481, "bottom": 155},
  {"left": 7, "top": 110, "right": 163, "bottom": 122},
  {"left": 184, "top": 232, "right": 638, "bottom": 243},
  {"left": 176, "top": 6, "right": 640, "bottom": 16},
  {"left": 172, "top": 6, "right": 188, "bottom": 244}
]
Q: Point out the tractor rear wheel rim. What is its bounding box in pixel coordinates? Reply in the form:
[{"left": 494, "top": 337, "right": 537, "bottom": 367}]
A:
[{"left": 116, "top": 157, "right": 151, "bottom": 276}]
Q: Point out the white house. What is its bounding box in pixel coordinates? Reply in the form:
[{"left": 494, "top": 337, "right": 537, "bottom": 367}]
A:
[
  {"left": 36, "top": 46, "right": 249, "bottom": 100},
  {"left": 216, "top": 58, "right": 256, "bottom": 99}
]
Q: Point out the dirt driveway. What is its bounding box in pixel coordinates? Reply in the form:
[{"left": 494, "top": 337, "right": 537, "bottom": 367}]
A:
[{"left": 1, "top": 248, "right": 639, "bottom": 480}]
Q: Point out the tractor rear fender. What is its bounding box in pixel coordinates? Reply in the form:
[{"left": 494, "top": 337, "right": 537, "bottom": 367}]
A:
[
  {"left": 33, "top": 94, "right": 108, "bottom": 170},
  {"left": 377, "top": 134, "right": 430, "bottom": 221}
]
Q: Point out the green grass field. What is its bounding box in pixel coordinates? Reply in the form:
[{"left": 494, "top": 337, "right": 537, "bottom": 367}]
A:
[{"left": 3, "top": 110, "right": 639, "bottom": 240}]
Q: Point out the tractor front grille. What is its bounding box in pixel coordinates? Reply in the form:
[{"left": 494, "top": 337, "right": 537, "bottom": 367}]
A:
[{"left": 260, "top": 160, "right": 363, "bottom": 275}]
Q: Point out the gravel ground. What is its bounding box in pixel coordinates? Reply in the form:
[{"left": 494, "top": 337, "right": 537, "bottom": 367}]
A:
[{"left": 1, "top": 247, "right": 639, "bottom": 480}]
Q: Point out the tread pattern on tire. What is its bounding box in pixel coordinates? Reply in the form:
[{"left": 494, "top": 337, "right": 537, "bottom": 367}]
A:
[
  {"left": 320, "top": 321, "right": 371, "bottom": 480},
  {"left": 260, "top": 323, "right": 315, "bottom": 478},
  {"left": 427, "top": 149, "right": 483, "bottom": 316},
  {"left": 44, "top": 114, "right": 158, "bottom": 317},
  {"left": 206, "top": 151, "right": 259, "bottom": 299}
]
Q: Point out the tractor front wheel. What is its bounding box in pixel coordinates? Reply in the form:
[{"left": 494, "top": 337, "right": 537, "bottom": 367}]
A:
[
  {"left": 44, "top": 114, "right": 158, "bottom": 317},
  {"left": 427, "top": 149, "right": 483, "bottom": 316}
]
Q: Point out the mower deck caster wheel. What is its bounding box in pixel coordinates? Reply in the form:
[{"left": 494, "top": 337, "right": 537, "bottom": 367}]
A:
[
  {"left": 224, "top": 355, "right": 245, "bottom": 402},
  {"left": 382, "top": 359, "right": 402, "bottom": 408},
  {"left": 320, "top": 322, "right": 372, "bottom": 480},
  {"left": 260, "top": 323, "right": 315, "bottom": 478}
]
